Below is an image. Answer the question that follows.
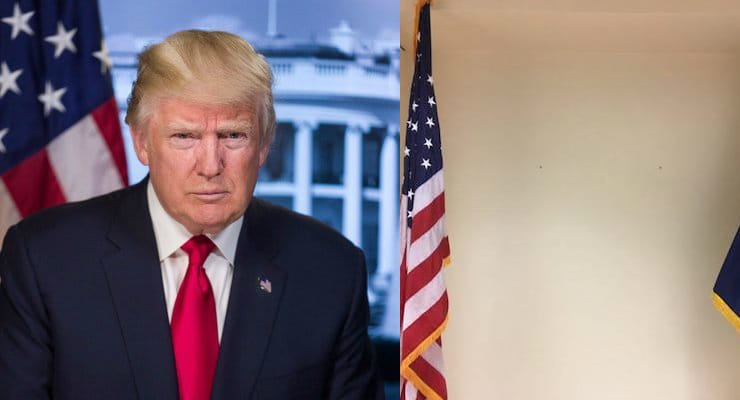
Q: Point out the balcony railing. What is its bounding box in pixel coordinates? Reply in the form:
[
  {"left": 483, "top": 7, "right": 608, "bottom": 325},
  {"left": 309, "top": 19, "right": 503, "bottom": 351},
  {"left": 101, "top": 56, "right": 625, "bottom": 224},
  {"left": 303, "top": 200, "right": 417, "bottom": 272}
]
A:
[
  {"left": 112, "top": 52, "right": 399, "bottom": 103},
  {"left": 270, "top": 58, "right": 399, "bottom": 102}
]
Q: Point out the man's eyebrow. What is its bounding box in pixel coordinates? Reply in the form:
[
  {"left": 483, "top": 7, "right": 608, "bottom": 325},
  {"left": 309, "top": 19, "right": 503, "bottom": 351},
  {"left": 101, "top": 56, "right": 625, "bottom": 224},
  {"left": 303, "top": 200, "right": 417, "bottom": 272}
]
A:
[
  {"left": 165, "top": 121, "right": 203, "bottom": 131},
  {"left": 216, "top": 121, "right": 254, "bottom": 131},
  {"left": 163, "top": 120, "right": 254, "bottom": 131}
]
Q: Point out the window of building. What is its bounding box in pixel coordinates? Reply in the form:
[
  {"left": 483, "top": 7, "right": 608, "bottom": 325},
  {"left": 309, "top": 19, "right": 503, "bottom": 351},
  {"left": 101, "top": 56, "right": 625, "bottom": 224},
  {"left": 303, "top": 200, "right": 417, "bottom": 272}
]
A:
[
  {"left": 362, "top": 200, "right": 379, "bottom": 275},
  {"left": 363, "top": 127, "right": 384, "bottom": 188},
  {"left": 312, "top": 124, "right": 345, "bottom": 184},
  {"left": 259, "top": 122, "right": 295, "bottom": 183},
  {"left": 313, "top": 198, "right": 343, "bottom": 233},
  {"left": 259, "top": 196, "right": 293, "bottom": 210}
]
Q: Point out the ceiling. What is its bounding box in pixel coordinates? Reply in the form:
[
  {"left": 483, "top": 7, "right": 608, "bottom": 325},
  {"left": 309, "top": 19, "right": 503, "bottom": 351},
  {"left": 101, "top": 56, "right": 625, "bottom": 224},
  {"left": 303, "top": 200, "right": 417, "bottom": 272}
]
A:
[{"left": 400, "top": 0, "right": 740, "bottom": 53}]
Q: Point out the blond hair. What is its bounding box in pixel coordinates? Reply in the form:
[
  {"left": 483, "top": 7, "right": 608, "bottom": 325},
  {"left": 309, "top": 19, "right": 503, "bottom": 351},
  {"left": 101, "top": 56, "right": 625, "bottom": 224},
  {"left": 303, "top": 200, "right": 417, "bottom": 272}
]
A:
[{"left": 125, "top": 30, "right": 276, "bottom": 146}]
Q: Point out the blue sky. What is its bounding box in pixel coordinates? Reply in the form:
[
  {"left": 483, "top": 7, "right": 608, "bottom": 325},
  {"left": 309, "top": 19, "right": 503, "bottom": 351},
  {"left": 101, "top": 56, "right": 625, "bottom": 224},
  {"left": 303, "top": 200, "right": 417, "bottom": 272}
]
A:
[{"left": 99, "top": 0, "right": 399, "bottom": 43}]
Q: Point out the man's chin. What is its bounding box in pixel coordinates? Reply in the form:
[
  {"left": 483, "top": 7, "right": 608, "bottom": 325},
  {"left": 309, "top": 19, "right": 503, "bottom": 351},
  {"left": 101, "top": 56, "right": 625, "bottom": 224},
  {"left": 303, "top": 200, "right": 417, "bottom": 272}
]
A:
[
  {"left": 183, "top": 221, "right": 228, "bottom": 236},
  {"left": 186, "top": 211, "right": 240, "bottom": 235}
]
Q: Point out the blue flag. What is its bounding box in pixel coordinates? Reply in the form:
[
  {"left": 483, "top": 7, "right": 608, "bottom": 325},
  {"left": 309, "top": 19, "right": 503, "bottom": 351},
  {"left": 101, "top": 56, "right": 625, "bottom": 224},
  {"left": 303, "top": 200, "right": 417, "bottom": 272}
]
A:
[{"left": 714, "top": 228, "right": 740, "bottom": 332}]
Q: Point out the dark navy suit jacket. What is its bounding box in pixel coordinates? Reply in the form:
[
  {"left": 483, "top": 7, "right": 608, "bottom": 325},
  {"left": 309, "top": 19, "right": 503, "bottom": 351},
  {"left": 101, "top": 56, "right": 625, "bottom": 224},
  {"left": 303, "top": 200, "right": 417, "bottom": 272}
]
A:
[{"left": 0, "top": 180, "right": 383, "bottom": 399}]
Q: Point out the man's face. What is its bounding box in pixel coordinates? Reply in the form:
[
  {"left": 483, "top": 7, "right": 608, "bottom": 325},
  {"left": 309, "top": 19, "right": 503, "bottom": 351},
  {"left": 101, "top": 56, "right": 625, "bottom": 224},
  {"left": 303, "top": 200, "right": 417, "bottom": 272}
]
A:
[{"left": 132, "top": 97, "right": 269, "bottom": 234}]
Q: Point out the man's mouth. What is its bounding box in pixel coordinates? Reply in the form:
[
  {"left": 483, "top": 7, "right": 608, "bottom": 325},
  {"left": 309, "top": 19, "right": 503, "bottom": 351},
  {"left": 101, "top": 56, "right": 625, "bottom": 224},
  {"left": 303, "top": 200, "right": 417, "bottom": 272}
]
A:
[{"left": 192, "top": 191, "right": 228, "bottom": 202}]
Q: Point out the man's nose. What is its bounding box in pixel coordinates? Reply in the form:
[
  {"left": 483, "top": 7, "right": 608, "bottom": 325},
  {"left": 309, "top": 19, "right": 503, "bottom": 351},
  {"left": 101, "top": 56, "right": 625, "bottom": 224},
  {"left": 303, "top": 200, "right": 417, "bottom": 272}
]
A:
[{"left": 196, "top": 135, "right": 223, "bottom": 178}]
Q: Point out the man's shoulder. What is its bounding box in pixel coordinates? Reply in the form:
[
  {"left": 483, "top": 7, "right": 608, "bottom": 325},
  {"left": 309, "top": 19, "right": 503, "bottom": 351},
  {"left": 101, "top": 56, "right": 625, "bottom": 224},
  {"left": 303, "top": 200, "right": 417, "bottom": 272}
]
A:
[
  {"left": 13, "top": 183, "right": 142, "bottom": 241},
  {"left": 248, "top": 198, "right": 360, "bottom": 258}
]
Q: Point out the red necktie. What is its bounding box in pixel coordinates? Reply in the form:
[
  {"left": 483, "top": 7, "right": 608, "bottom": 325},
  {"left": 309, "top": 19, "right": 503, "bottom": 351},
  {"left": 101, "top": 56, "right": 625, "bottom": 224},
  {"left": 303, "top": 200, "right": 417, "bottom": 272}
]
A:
[{"left": 171, "top": 235, "right": 219, "bottom": 400}]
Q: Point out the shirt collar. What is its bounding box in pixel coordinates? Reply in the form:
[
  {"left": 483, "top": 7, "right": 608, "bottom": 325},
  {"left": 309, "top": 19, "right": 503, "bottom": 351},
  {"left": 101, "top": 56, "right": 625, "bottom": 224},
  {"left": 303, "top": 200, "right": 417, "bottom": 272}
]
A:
[{"left": 146, "top": 181, "right": 243, "bottom": 265}]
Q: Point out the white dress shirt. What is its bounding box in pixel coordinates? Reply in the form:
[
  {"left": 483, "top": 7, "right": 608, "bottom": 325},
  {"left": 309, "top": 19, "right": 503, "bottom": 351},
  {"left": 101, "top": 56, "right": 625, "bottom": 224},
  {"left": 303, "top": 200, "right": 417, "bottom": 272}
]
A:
[{"left": 146, "top": 182, "right": 241, "bottom": 343}]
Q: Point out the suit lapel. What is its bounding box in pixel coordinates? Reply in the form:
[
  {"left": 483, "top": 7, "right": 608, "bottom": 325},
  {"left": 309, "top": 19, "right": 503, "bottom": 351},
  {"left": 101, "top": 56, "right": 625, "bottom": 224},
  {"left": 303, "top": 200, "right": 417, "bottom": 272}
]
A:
[
  {"left": 212, "top": 201, "right": 286, "bottom": 400},
  {"left": 101, "top": 181, "right": 179, "bottom": 400}
]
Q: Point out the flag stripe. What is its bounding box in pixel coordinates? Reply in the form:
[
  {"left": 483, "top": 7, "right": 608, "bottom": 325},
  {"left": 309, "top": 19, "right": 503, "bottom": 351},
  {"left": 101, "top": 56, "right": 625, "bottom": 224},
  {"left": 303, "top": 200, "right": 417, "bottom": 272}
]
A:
[
  {"left": 403, "top": 379, "right": 419, "bottom": 400},
  {"left": 402, "top": 290, "right": 448, "bottom": 355},
  {"left": 47, "top": 112, "right": 123, "bottom": 202},
  {"left": 403, "top": 357, "right": 446, "bottom": 400},
  {"left": 91, "top": 98, "right": 128, "bottom": 185},
  {"left": 413, "top": 352, "right": 447, "bottom": 398},
  {"left": 410, "top": 192, "right": 445, "bottom": 242},
  {"left": 402, "top": 269, "right": 447, "bottom": 331},
  {"left": 2, "top": 149, "right": 66, "bottom": 217},
  {"left": 422, "top": 340, "right": 445, "bottom": 373},
  {"left": 410, "top": 170, "right": 444, "bottom": 218},
  {"left": 408, "top": 216, "right": 448, "bottom": 273},
  {"left": 400, "top": 247, "right": 408, "bottom": 322},
  {"left": 405, "top": 237, "right": 450, "bottom": 299}
]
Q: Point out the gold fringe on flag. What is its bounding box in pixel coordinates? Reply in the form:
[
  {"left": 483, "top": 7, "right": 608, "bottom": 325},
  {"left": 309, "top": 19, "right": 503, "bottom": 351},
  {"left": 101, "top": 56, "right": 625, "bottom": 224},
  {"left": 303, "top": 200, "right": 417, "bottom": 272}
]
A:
[
  {"left": 401, "top": 315, "right": 449, "bottom": 400},
  {"left": 712, "top": 292, "right": 740, "bottom": 332}
]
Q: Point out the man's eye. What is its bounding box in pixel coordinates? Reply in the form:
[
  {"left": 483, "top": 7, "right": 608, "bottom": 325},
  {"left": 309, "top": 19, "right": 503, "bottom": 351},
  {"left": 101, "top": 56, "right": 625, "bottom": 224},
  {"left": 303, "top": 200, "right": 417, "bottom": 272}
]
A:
[
  {"left": 224, "top": 132, "right": 245, "bottom": 139},
  {"left": 173, "top": 133, "right": 191, "bottom": 139}
]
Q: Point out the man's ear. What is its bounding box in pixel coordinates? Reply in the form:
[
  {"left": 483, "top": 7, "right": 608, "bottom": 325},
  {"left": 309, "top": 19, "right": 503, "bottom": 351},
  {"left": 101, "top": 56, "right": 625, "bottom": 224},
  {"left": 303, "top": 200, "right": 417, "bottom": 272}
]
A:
[
  {"left": 130, "top": 127, "right": 150, "bottom": 166},
  {"left": 258, "top": 141, "right": 270, "bottom": 168}
]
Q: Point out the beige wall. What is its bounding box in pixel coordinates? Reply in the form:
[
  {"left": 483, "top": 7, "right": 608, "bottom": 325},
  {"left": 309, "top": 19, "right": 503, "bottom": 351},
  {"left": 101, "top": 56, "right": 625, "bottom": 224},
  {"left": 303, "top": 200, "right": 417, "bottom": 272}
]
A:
[{"left": 401, "top": 7, "right": 740, "bottom": 399}]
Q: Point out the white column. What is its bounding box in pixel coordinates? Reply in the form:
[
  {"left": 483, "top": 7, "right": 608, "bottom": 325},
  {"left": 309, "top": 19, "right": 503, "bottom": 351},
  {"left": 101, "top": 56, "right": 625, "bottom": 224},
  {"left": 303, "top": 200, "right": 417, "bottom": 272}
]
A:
[
  {"left": 378, "top": 125, "right": 400, "bottom": 337},
  {"left": 377, "top": 125, "right": 399, "bottom": 277},
  {"left": 294, "top": 121, "right": 315, "bottom": 215},
  {"left": 342, "top": 124, "right": 364, "bottom": 246}
]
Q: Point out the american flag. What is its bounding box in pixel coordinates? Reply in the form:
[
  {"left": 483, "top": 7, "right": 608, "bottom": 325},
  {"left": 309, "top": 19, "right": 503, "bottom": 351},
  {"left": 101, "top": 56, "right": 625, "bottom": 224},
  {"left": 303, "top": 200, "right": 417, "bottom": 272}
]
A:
[
  {"left": 400, "top": 3, "right": 451, "bottom": 400},
  {"left": 713, "top": 227, "right": 740, "bottom": 332},
  {"left": 0, "top": 0, "right": 127, "bottom": 242}
]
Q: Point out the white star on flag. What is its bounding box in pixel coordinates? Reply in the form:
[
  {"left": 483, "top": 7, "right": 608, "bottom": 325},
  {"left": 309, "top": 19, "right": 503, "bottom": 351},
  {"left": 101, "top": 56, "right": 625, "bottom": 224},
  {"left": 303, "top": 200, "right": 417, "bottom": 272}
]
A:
[
  {"left": 404, "top": 146, "right": 410, "bottom": 157},
  {"left": 38, "top": 81, "right": 67, "bottom": 116},
  {"left": 2, "top": 3, "right": 34, "bottom": 40},
  {"left": 425, "top": 117, "right": 435, "bottom": 128},
  {"left": 411, "top": 101, "right": 418, "bottom": 112},
  {"left": 45, "top": 22, "right": 77, "bottom": 58},
  {"left": 0, "top": 128, "right": 8, "bottom": 153},
  {"left": 407, "top": 189, "right": 414, "bottom": 199},
  {"left": 426, "top": 74, "right": 433, "bottom": 85},
  {"left": 424, "top": 138, "right": 433, "bottom": 149},
  {"left": 427, "top": 96, "right": 436, "bottom": 107},
  {"left": 406, "top": 118, "right": 413, "bottom": 128},
  {"left": 92, "top": 40, "right": 112, "bottom": 74},
  {"left": 410, "top": 121, "right": 418, "bottom": 132},
  {"left": 421, "top": 158, "right": 431, "bottom": 169},
  {"left": 0, "top": 62, "right": 23, "bottom": 98}
]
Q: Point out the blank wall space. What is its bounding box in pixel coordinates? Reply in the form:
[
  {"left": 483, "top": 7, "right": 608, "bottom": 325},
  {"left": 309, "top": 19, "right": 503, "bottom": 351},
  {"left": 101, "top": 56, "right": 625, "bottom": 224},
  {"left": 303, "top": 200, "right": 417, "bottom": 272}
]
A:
[{"left": 402, "top": 47, "right": 740, "bottom": 398}]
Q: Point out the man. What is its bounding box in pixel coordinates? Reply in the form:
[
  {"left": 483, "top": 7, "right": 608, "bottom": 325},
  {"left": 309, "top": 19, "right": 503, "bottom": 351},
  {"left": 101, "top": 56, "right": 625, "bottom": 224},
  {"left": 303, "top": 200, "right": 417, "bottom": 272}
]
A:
[{"left": 0, "top": 30, "right": 383, "bottom": 399}]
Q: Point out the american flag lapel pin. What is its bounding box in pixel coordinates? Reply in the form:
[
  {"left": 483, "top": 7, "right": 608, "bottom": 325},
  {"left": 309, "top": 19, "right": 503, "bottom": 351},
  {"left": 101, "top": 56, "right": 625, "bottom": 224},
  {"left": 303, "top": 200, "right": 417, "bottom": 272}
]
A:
[{"left": 258, "top": 274, "right": 272, "bottom": 294}]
